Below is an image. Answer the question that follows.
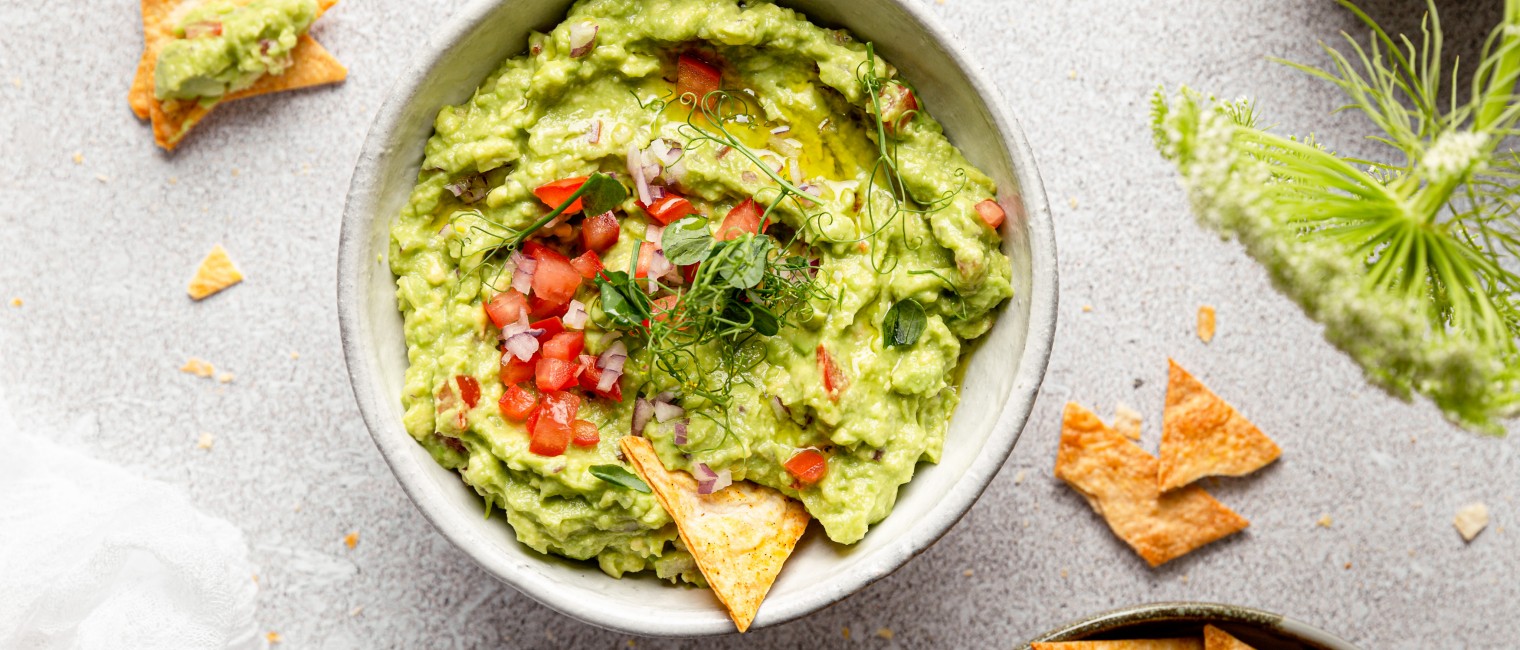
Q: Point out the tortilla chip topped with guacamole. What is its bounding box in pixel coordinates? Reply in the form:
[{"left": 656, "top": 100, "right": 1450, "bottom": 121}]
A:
[
  {"left": 386, "top": 0, "right": 1014, "bottom": 610},
  {"left": 131, "top": 0, "right": 346, "bottom": 150}
]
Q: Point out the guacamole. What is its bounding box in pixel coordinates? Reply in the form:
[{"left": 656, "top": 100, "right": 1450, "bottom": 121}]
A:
[
  {"left": 154, "top": 0, "right": 317, "bottom": 101},
  {"left": 390, "top": 0, "right": 1014, "bottom": 583}
]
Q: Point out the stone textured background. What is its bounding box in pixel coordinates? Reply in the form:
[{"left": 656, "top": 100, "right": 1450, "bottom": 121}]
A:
[{"left": 1, "top": 0, "right": 1515, "bottom": 647}]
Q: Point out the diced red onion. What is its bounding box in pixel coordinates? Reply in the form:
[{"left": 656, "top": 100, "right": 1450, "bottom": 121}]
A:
[
  {"left": 647, "top": 248, "right": 674, "bottom": 280},
  {"left": 563, "top": 300, "right": 589, "bottom": 329},
  {"left": 511, "top": 265, "right": 533, "bottom": 295},
  {"left": 667, "top": 161, "right": 687, "bottom": 184},
  {"left": 655, "top": 391, "right": 675, "bottom": 403},
  {"left": 695, "top": 463, "right": 732, "bottom": 495},
  {"left": 587, "top": 120, "right": 602, "bottom": 144},
  {"left": 628, "top": 143, "right": 651, "bottom": 205},
  {"left": 741, "top": 171, "right": 758, "bottom": 183},
  {"left": 648, "top": 184, "right": 666, "bottom": 201},
  {"left": 258, "top": 38, "right": 275, "bottom": 55},
  {"left": 770, "top": 125, "right": 791, "bottom": 135},
  {"left": 653, "top": 400, "right": 685, "bottom": 423},
  {"left": 672, "top": 420, "right": 689, "bottom": 445},
  {"left": 510, "top": 251, "right": 537, "bottom": 274},
  {"left": 735, "top": 114, "right": 751, "bottom": 124},
  {"left": 716, "top": 146, "right": 732, "bottom": 160},
  {"left": 596, "top": 366, "right": 622, "bottom": 393},
  {"left": 500, "top": 313, "right": 531, "bottom": 340},
  {"left": 788, "top": 159, "right": 802, "bottom": 185},
  {"left": 646, "top": 223, "right": 665, "bottom": 244},
  {"left": 505, "top": 332, "right": 539, "bottom": 361},
  {"left": 568, "top": 21, "right": 598, "bottom": 58},
  {"left": 598, "top": 340, "right": 629, "bottom": 372},
  {"left": 769, "top": 395, "right": 791, "bottom": 420},
  {"left": 632, "top": 398, "right": 654, "bottom": 436}
]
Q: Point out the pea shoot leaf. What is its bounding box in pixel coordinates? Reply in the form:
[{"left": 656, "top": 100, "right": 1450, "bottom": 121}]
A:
[
  {"left": 717, "top": 235, "right": 772, "bottom": 290},
  {"left": 662, "top": 217, "right": 713, "bottom": 265},
  {"left": 596, "top": 270, "right": 649, "bottom": 329},
  {"left": 882, "top": 298, "right": 927, "bottom": 348},
  {"left": 590, "top": 464, "right": 651, "bottom": 493},
  {"left": 578, "top": 173, "right": 629, "bottom": 216}
]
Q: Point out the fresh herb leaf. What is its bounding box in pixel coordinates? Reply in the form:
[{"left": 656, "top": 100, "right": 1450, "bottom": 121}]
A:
[
  {"left": 589, "top": 464, "right": 651, "bottom": 493},
  {"left": 579, "top": 173, "right": 629, "bottom": 216},
  {"left": 716, "top": 235, "right": 771, "bottom": 290},
  {"left": 882, "top": 298, "right": 927, "bottom": 347},
  {"left": 749, "top": 305, "right": 781, "bottom": 336},
  {"left": 662, "top": 217, "right": 713, "bottom": 265},
  {"left": 596, "top": 270, "right": 649, "bottom": 328}
]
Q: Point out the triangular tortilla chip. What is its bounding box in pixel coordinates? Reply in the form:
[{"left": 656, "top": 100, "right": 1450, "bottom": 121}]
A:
[
  {"left": 188, "top": 244, "right": 244, "bottom": 299},
  {"left": 1055, "top": 402, "right": 1249, "bottom": 567},
  {"left": 132, "top": 0, "right": 345, "bottom": 150},
  {"left": 1032, "top": 640, "right": 1203, "bottom": 650},
  {"left": 1158, "top": 360, "right": 1281, "bottom": 492},
  {"left": 620, "top": 437, "right": 809, "bottom": 633},
  {"left": 1203, "top": 625, "right": 1257, "bottom": 650}
]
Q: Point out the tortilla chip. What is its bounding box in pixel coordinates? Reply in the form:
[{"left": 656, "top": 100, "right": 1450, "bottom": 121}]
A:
[
  {"left": 1114, "top": 403, "right": 1142, "bottom": 440},
  {"left": 1197, "top": 305, "right": 1216, "bottom": 343},
  {"left": 1454, "top": 502, "right": 1489, "bottom": 542},
  {"left": 620, "top": 437, "right": 809, "bottom": 633},
  {"left": 1032, "top": 640, "right": 1203, "bottom": 650},
  {"left": 1055, "top": 402, "right": 1249, "bottom": 567},
  {"left": 1158, "top": 360, "right": 1281, "bottom": 492},
  {"left": 132, "top": 0, "right": 345, "bottom": 150},
  {"left": 1203, "top": 625, "right": 1257, "bottom": 650},
  {"left": 180, "top": 357, "right": 215, "bottom": 377},
  {"left": 188, "top": 244, "right": 244, "bottom": 299}
]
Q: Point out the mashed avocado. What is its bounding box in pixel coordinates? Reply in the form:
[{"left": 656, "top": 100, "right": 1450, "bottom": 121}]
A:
[
  {"left": 154, "top": 0, "right": 317, "bottom": 101},
  {"left": 390, "top": 0, "right": 1013, "bottom": 583}
]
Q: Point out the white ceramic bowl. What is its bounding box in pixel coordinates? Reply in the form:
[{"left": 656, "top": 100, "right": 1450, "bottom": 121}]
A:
[{"left": 338, "top": 0, "right": 1056, "bottom": 636}]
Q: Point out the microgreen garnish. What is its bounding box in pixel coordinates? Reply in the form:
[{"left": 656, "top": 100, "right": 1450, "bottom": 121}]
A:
[
  {"left": 1153, "top": 0, "right": 1520, "bottom": 432},
  {"left": 882, "top": 299, "right": 927, "bottom": 348},
  {"left": 661, "top": 216, "right": 714, "bottom": 265},
  {"left": 590, "top": 464, "right": 651, "bottom": 493}
]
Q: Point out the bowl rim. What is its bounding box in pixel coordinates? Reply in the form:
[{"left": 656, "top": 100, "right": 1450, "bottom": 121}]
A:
[
  {"left": 336, "top": 0, "right": 1058, "bottom": 636},
  {"left": 1024, "top": 601, "right": 1362, "bottom": 650}
]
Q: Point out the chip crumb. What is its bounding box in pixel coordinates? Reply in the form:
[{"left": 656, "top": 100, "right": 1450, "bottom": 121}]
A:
[
  {"left": 168, "top": 176, "right": 178, "bottom": 184},
  {"left": 266, "top": 632, "right": 282, "bottom": 644},
  {"left": 876, "top": 627, "right": 894, "bottom": 640},
  {"left": 1059, "top": 568, "right": 1069, "bottom": 579},
  {"left": 95, "top": 174, "right": 110, "bottom": 183},
  {"left": 216, "top": 372, "right": 235, "bottom": 384},
  {"left": 290, "top": 351, "right": 301, "bottom": 359},
  {"left": 842, "top": 627, "right": 851, "bottom": 640},
  {"left": 350, "top": 606, "right": 364, "bottom": 617},
  {"left": 1069, "top": 197, "right": 1079, "bottom": 209},
  {"left": 1196, "top": 305, "right": 1217, "bottom": 343},
  {"left": 9, "top": 298, "right": 21, "bottom": 307},
  {"left": 1013, "top": 469, "right": 1027, "bottom": 484},
  {"left": 1081, "top": 304, "right": 1093, "bottom": 313},
  {"left": 1455, "top": 502, "right": 1490, "bottom": 542},
  {"left": 251, "top": 573, "right": 258, "bottom": 583},
  {"left": 196, "top": 433, "right": 214, "bottom": 450},
  {"left": 962, "top": 569, "right": 973, "bottom": 577},
  {"left": 72, "top": 152, "right": 83, "bottom": 164},
  {"left": 1179, "top": 573, "right": 1189, "bottom": 583},
  {"left": 1344, "top": 562, "right": 1353, "bottom": 570},
  {"left": 344, "top": 532, "right": 360, "bottom": 549},
  {"left": 187, "top": 244, "right": 244, "bottom": 300},
  {"left": 180, "top": 357, "right": 215, "bottom": 378},
  {"left": 1316, "top": 515, "right": 1333, "bottom": 528},
  {"left": 231, "top": 167, "right": 240, "bottom": 176},
  {"left": 9, "top": 77, "right": 20, "bottom": 88},
  {"left": 300, "top": 163, "right": 312, "bottom": 175}
]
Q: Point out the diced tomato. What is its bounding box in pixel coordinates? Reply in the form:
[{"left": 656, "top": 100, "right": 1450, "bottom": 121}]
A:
[
  {"left": 570, "top": 250, "right": 604, "bottom": 280},
  {"left": 571, "top": 420, "right": 601, "bottom": 447},
  {"left": 974, "top": 199, "right": 1006, "bottom": 230},
  {"left": 541, "top": 331, "right": 585, "bottom": 361},
  {"left": 525, "top": 404, "right": 542, "bottom": 433},
  {"left": 531, "top": 317, "right": 564, "bottom": 338},
  {"left": 529, "top": 294, "right": 571, "bottom": 319},
  {"left": 533, "top": 176, "right": 589, "bottom": 214},
  {"left": 579, "top": 361, "right": 624, "bottom": 402},
  {"left": 527, "top": 245, "right": 582, "bottom": 305},
  {"left": 455, "top": 375, "right": 481, "bottom": 409},
  {"left": 717, "top": 198, "right": 763, "bottom": 241},
  {"left": 677, "top": 54, "right": 722, "bottom": 105},
  {"left": 680, "top": 263, "right": 699, "bottom": 284},
  {"left": 484, "top": 290, "right": 529, "bottom": 328},
  {"left": 877, "top": 82, "right": 919, "bottom": 135},
  {"left": 817, "top": 345, "right": 846, "bottom": 399},
  {"left": 645, "top": 194, "right": 696, "bottom": 225},
  {"left": 183, "top": 20, "right": 223, "bottom": 38},
  {"left": 500, "top": 352, "right": 538, "bottom": 386},
  {"left": 634, "top": 241, "right": 657, "bottom": 279},
  {"left": 784, "top": 448, "right": 828, "bottom": 485},
  {"left": 581, "top": 211, "right": 621, "bottom": 253},
  {"left": 499, "top": 385, "right": 538, "bottom": 421},
  {"left": 535, "top": 357, "right": 581, "bottom": 392},
  {"left": 529, "top": 391, "right": 582, "bottom": 457},
  {"left": 642, "top": 295, "right": 679, "bottom": 329}
]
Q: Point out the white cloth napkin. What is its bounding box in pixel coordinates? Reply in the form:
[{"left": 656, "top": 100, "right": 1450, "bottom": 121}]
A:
[{"left": 0, "top": 395, "right": 263, "bottom": 650}]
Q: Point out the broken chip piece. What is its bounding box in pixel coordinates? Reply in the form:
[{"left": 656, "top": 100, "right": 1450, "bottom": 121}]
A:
[
  {"left": 620, "top": 436, "right": 809, "bottom": 632},
  {"left": 1032, "top": 640, "right": 1203, "bottom": 650},
  {"left": 1454, "top": 502, "right": 1490, "bottom": 542},
  {"left": 1114, "top": 403, "right": 1143, "bottom": 440},
  {"left": 180, "top": 357, "right": 216, "bottom": 377},
  {"left": 188, "top": 244, "right": 244, "bottom": 300},
  {"left": 1158, "top": 360, "right": 1280, "bottom": 492},
  {"left": 1197, "top": 305, "right": 1216, "bottom": 343},
  {"left": 131, "top": 0, "right": 346, "bottom": 150},
  {"left": 1202, "top": 625, "right": 1257, "bottom": 650},
  {"left": 1055, "top": 402, "right": 1249, "bottom": 567}
]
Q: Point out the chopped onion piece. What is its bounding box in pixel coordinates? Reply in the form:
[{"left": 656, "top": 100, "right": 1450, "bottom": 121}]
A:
[
  {"left": 646, "top": 223, "right": 665, "bottom": 244},
  {"left": 673, "top": 420, "right": 689, "bottom": 445},
  {"left": 596, "top": 367, "right": 622, "bottom": 393},
  {"left": 695, "top": 463, "right": 732, "bottom": 494},
  {"left": 655, "top": 391, "right": 675, "bottom": 403},
  {"left": 628, "top": 143, "right": 651, "bottom": 205},
  {"left": 505, "top": 332, "right": 539, "bottom": 361},
  {"left": 716, "top": 146, "right": 732, "bottom": 160},
  {"left": 667, "top": 161, "right": 687, "bottom": 184},
  {"left": 632, "top": 398, "right": 654, "bottom": 436},
  {"left": 653, "top": 400, "right": 685, "bottom": 423},
  {"left": 563, "top": 300, "right": 589, "bottom": 329},
  {"left": 500, "top": 313, "right": 532, "bottom": 340},
  {"left": 770, "top": 125, "right": 791, "bottom": 134},
  {"left": 568, "top": 21, "right": 598, "bottom": 57},
  {"left": 648, "top": 184, "right": 666, "bottom": 200},
  {"left": 647, "top": 248, "right": 674, "bottom": 280},
  {"left": 693, "top": 461, "right": 715, "bottom": 482},
  {"left": 598, "top": 340, "right": 629, "bottom": 372},
  {"left": 510, "top": 251, "right": 538, "bottom": 274},
  {"left": 768, "top": 395, "right": 791, "bottom": 421},
  {"left": 788, "top": 159, "right": 802, "bottom": 185},
  {"left": 511, "top": 266, "right": 533, "bottom": 295},
  {"left": 586, "top": 120, "right": 602, "bottom": 144}
]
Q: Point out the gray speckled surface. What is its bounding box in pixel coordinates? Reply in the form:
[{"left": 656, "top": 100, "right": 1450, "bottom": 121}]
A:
[{"left": 1, "top": 0, "right": 1515, "bottom": 647}]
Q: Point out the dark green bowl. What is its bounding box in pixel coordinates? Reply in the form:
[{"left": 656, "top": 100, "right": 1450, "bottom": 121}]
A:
[{"left": 1022, "top": 602, "right": 1359, "bottom": 649}]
